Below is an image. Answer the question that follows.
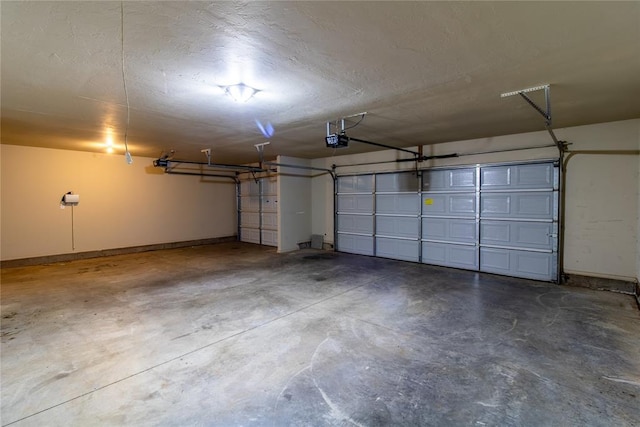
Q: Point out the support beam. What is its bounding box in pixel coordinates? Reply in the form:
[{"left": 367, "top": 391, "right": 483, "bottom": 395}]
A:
[
  {"left": 263, "top": 161, "right": 336, "bottom": 181},
  {"left": 153, "top": 158, "right": 264, "bottom": 173},
  {"left": 348, "top": 137, "right": 420, "bottom": 156}
]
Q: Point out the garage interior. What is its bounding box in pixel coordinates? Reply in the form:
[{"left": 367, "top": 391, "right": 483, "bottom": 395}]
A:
[{"left": 1, "top": 2, "right": 639, "bottom": 426}]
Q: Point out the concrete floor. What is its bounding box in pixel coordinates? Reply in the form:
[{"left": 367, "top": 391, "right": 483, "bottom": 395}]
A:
[{"left": 1, "top": 242, "right": 639, "bottom": 426}]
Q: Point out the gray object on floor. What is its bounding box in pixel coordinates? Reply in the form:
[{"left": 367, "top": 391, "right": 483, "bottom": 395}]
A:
[{"left": 311, "top": 234, "right": 324, "bottom": 250}]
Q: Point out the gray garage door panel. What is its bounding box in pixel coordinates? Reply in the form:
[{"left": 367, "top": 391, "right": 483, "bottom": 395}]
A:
[
  {"left": 338, "top": 194, "right": 374, "bottom": 213},
  {"left": 240, "top": 195, "right": 260, "bottom": 212},
  {"left": 337, "top": 175, "right": 374, "bottom": 255},
  {"left": 422, "top": 218, "right": 477, "bottom": 244},
  {"left": 480, "top": 192, "right": 555, "bottom": 220},
  {"left": 338, "top": 175, "right": 374, "bottom": 193},
  {"left": 376, "top": 194, "right": 420, "bottom": 215},
  {"left": 479, "top": 162, "right": 558, "bottom": 281},
  {"left": 376, "top": 237, "right": 419, "bottom": 262},
  {"left": 241, "top": 228, "right": 261, "bottom": 244},
  {"left": 261, "top": 196, "right": 278, "bottom": 213},
  {"left": 423, "top": 168, "right": 476, "bottom": 191},
  {"left": 240, "top": 180, "right": 260, "bottom": 196},
  {"left": 261, "top": 229, "right": 277, "bottom": 247},
  {"left": 481, "top": 221, "right": 556, "bottom": 251},
  {"left": 262, "top": 178, "right": 278, "bottom": 196},
  {"left": 338, "top": 234, "right": 374, "bottom": 256},
  {"left": 337, "top": 215, "right": 374, "bottom": 235},
  {"left": 240, "top": 180, "right": 260, "bottom": 245},
  {"left": 480, "top": 247, "right": 556, "bottom": 281},
  {"left": 377, "top": 216, "right": 420, "bottom": 238},
  {"left": 422, "top": 242, "right": 479, "bottom": 270},
  {"left": 376, "top": 172, "right": 419, "bottom": 192},
  {"left": 261, "top": 212, "right": 277, "bottom": 230},
  {"left": 422, "top": 193, "right": 476, "bottom": 217},
  {"left": 241, "top": 212, "right": 260, "bottom": 228},
  {"left": 336, "top": 161, "right": 558, "bottom": 282},
  {"left": 239, "top": 177, "right": 278, "bottom": 247},
  {"left": 481, "top": 163, "right": 556, "bottom": 190}
]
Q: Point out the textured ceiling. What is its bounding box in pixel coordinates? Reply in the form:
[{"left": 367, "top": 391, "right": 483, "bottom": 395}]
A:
[{"left": 2, "top": 1, "right": 639, "bottom": 164}]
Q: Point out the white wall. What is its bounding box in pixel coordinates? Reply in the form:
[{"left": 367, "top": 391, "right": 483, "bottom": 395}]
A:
[
  {"left": 277, "top": 156, "right": 312, "bottom": 252},
  {"left": 310, "top": 162, "right": 335, "bottom": 245},
  {"left": 0, "top": 145, "right": 237, "bottom": 260},
  {"left": 311, "top": 119, "right": 640, "bottom": 282},
  {"left": 561, "top": 120, "right": 639, "bottom": 281}
]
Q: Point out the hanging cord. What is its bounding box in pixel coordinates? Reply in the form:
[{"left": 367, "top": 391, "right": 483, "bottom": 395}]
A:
[
  {"left": 343, "top": 113, "right": 366, "bottom": 131},
  {"left": 121, "top": 2, "right": 132, "bottom": 164},
  {"left": 71, "top": 205, "right": 75, "bottom": 250}
]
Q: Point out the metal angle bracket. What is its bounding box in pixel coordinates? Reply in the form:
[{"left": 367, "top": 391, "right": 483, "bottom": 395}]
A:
[
  {"left": 501, "top": 84, "right": 569, "bottom": 152},
  {"left": 501, "top": 84, "right": 552, "bottom": 126},
  {"left": 326, "top": 112, "right": 367, "bottom": 137},
  {"left": 250, "top": 169, "right": 259, "bottom": 184},
  {"left": 201, "top": 148, "right": 212, "bottom": 166},
  {"left": 254, "top": 142, "right": 270, "bottom": 164}
]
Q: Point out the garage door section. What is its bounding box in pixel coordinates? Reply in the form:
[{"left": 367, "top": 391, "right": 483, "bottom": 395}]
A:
[
  {"left": 260, "top": 177, "right": 278, "bottom": 247},
  {"left": 375, "top": 172, "right": 420, "bottom": 262},
  {"left": 239, "top": 177, "right": 278, "bottom": 247},
  {"left": 421, "top": 167, "right": 478, "bottom": 270},
  {"left": 336, "top": 175, "right": 374, "bottom": 255},
  {"left": 239, "top": 179, "right": 261, "bottom": 244},
  {"left": 335, "top": 161, "right": 559, "bottom": 282},
  {"left": 479, "top": 163, "right": 558, "bottom": 281}
]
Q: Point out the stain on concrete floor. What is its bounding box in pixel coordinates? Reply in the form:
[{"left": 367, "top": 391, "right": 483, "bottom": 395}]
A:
[{"left": 1, "top": 242, "right": 638, "bottom": 426}]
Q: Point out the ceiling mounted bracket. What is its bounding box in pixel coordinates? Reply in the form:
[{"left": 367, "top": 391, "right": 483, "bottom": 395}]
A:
[
  {"left": 501, "top": 84, "right": 567, "bottom": 152},
  {"left": 326, "top": 112, "right": 368, "bottom": 137},
  {"left": 501, "top": 84, "right": 552, "bottom": 126},
  {"left": 254, "top": 142, "right": 270, "bottom": 167},
  {"left": 201, "top": 148, "right": 212, "bottom": 166}
]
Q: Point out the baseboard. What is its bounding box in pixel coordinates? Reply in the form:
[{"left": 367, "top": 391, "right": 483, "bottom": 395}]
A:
[
  {"left": 563, "top": 273, "right": 637, "bottom": 295},
  {"left": 0, "top": 236, "right": 237, "bottom": 268}
]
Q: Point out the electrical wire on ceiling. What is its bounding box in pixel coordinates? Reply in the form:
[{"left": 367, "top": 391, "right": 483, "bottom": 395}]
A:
[
  {"left": 343, "top": 112, "right": 367, "bottom": 131},
  {"left": 120, "top": 1, "right": 132, "bottom": 164}
]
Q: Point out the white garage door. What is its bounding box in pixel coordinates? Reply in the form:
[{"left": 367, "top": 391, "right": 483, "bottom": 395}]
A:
[
  {"left": 422, "top": 167, "right": 478, "bottom": 270},
  {"left": 375, "top": 172, "right": 421, "bottom": 262},
  {"left": 479, "top": 163, "right": 558, "bottom": 281},
  {"left": 335, "top": 161, "right": 559, "bottom": 282},
  {"left": 336, "top": 175, "right": 375, "bottom": 255},
  {"left": 239, "top": 177, "right": 278, "bottom": 247}
]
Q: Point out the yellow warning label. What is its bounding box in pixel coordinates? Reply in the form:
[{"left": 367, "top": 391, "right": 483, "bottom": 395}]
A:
[{"left": 424, "top": 198, "right": 434, "bottom": 205}]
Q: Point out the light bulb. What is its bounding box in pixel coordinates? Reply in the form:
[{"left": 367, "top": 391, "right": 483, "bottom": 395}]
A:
[{"left": 224, "top": 83, "right": 257, "bottom": 103}]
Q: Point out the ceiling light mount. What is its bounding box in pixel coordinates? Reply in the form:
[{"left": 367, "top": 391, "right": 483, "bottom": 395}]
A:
[{"left": 223, "top": 83, "right": 259, "bottom": 103}]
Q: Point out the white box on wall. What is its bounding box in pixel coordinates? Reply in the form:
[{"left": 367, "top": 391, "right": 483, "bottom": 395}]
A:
[{"left": 63, "top": 194, "right": 80, "bottom": 204}]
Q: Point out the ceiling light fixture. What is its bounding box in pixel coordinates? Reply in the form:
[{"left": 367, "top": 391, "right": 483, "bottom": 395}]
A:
[
  {"left": 223, "top": 83, "right": 259, "bottom": 103},
  {"left": 105, "top": 135, "right": 114, "bottom": 153}
]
